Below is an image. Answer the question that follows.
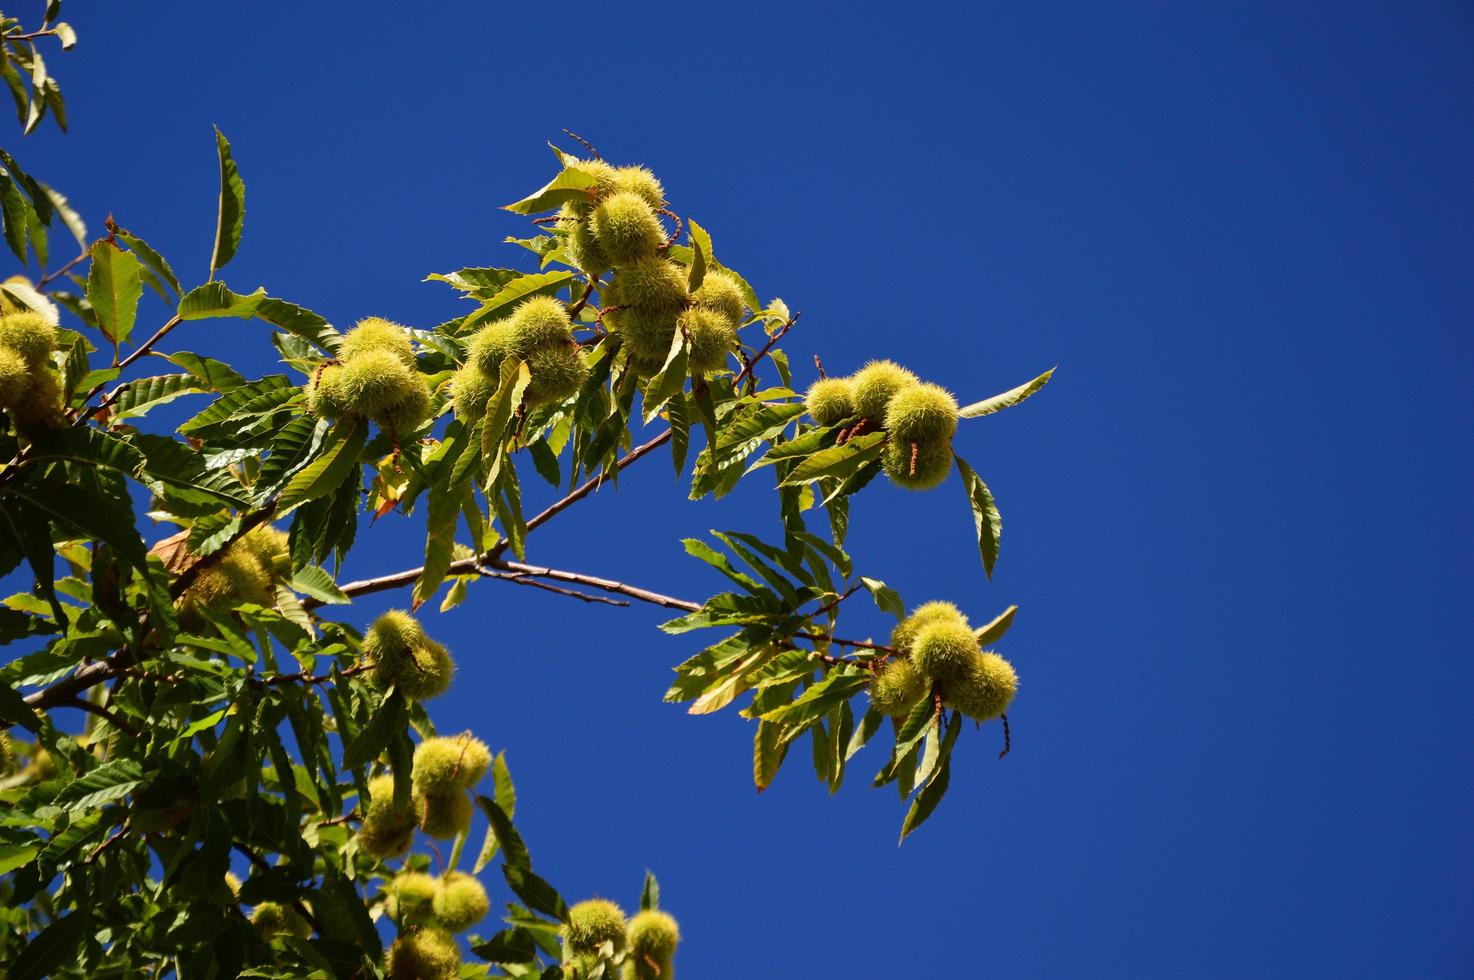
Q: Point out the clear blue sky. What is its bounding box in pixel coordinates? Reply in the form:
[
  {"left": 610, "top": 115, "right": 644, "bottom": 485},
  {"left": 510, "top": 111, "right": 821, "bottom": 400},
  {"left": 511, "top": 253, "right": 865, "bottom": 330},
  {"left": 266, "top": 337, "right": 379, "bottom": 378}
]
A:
[{"left": 11, "top": 2, "right": 1474, "bottom": 976}]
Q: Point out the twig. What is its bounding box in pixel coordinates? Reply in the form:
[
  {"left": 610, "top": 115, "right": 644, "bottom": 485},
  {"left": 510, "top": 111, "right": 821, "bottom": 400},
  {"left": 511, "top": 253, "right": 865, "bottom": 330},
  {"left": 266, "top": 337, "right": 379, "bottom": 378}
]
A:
[
  {"left": 473, "top": 563, "right": 629, "bottom": 606},
  {"left": 233, "top": 843, "right": 324, "bottom": 935},
  {"left": 566, "top": 279, "right": 597, "bottom": 319},
  {"left": 814, "top": 354, "right": 827, "bottom": 380},
  {"left": 813, "top": 583, "right": 862, "bottom": 620},
  {"left": 732, "top": 313, "right": 799, "bottom": 391},
  {"left": 998, "top": 713, "right": 1011, "bottom": 759},
  {"left": 65, "top": 698, "right": 143, "bottom": 739},
  {"left": 486, "top": 428, "right": 673, "bottom": 560},
  {"left": 562, "top": 129, "right": 601, "bottom": 160},
  {"left": 37, "top": 248, "right": 89, "bottom": 287},
  {"left": 656, "top": 208, "right": 682, "bottom": 251},
  {"left": 82, "top": 824, "right": 129, "bottom": 866}
]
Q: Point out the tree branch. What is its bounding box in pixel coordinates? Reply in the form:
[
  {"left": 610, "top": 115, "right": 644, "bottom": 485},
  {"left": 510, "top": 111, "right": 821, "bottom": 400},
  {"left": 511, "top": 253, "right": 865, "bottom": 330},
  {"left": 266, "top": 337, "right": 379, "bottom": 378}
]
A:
[{"left": 64, "top": 697, "right": 143, "bottom": 739}]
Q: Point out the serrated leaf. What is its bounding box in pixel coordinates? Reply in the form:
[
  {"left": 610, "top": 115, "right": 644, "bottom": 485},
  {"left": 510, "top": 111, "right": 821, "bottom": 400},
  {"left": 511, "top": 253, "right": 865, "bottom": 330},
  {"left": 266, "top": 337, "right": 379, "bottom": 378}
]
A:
[
  {"left": 289, "top": 565, "right": 348, "bottom": 604},
  {"left": 412, "top": 483, "right": 460, "bottom": 610},
  {"left": 86, "top": 240, "right": 142, "bottom": 345},
  {"left": 640, "top": 871, "right": 660, "bottom": 911},
  {"left": 340, "top": 689, "right": 406, "bottom": 770},
  {"left": 899, "top": 711, "right": 962, "bottom": 843},
  {"left": 954, "top": 453, "right": 1002, "bottom": 579},
  {"left": 753, "top": 720, "right": 787, "bottom": 792},
  {"left": 51, "top": 758, "right": 145, "bottom": 811},
  {"left": 462, "top": 271, "right": 577, "bottom": 334},
  {"left": 111, "top": 374, "right": 205, "bottom": 419},
  {"left": 115, "top": 229, "right": 181, "bottom": 296},
  {"left": 958, "top": 367, "right": 1054, "bottom": 418},
  {"left": 177, "top": 281, "right": 264, "bottom": 320},
  {"left": 9, "top": 910, "right": 88, "bottom": 980},
  {"left": 255, "top": 296, "right": 337, "bottom": 350},
  {"left": 687, "top": 219, "right": 710, "bottom": 291},
  {"left": 502, "top": 865, "right": 568, "bottom": 922},
  {"left": 780, "top": 432, "right": 885, "bottom": 486},
  {"left": 861, "top": 577, "right": 905, "bottom": 622},
  {"left": 276, "top": 417, "right": 366, "bottom": 513},
  {"left": 975, "top": 605, "right": 1018, "bottom": 646},
  {"left": 761, "top": 670, "right": 868, "bottom": 733},
  {"left": 476, "top": 794, "right": 531, "bottom": 872},
  {"left": 211, "top": 127, "right": 245, "bottom": 273},
  {"left": 502, "top": 166, "right": 598, "bottom": 215}
]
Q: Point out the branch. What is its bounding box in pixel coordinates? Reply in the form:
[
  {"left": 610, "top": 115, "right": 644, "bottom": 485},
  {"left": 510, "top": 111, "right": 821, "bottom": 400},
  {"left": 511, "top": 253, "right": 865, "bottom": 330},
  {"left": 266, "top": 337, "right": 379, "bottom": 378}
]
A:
[
  {"left": 474, "top": 563, "right": 629, "bottom": 606},
  {"left": 64, "top": 698, "right": 143, "bottom": 739},
  {"left": 566, "top": 279, "right": 597, "bottom": 320},
  {"left": 486, "top": 427, "right": 672, "bottom": 560},
  {"left": 732, "top": 312, "right": 799, "bottom": 391},
  {"left": 37, "top": 248, "right": 89, "bottom": 287}
]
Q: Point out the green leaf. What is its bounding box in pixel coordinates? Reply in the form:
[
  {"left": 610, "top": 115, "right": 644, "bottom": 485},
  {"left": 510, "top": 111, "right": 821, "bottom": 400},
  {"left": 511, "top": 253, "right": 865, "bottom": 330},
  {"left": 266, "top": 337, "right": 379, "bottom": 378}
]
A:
[
  {"left": 7, "top": 471, "right": 146, "bottom": 567},
  {"left": 289, "top": 565, "right": 348, "bottom": 604},
  {"left": 0, "top": 169, "right": 34, "bottom": 263},
  {"left": 425, "top": 266, "right": 524, "bottom": 297},
  {"left": 412, "top": 483, "right": 460, "bottom": 610},
  {"left": 748, "top": 423, "right": 840, "bottom": 470},
  {"left": 899, "top": 711, "right": 962, "bottom": 842},
  {"left": 462, "top": 271, "right": 577, "bottom": 334},
  {"left": 0, "top": 842, "right": 42, "bottom": 875},
  {"left": 51, "top": 758, "right": 145, "bottom": 811},
  {"left": 210, "top": 127, "right": 245, "bottom": 273},
  {"left": 177, "top": 281, "right": 265, "bottom": 320},
  {"left": 471, "top": 928, "right": 539, "bottom": 965},
  {"left": 860, "top": 577, "right": 905, "bottom": 622},
  {"left": 502, "top": 865, "right": 568, "bottom": 923},
  {"left": 86, "top": 240, "right": 142, "bottom": 345},
  {"left": 954, "top": 453, "right": 1002, "bottom": 579},
  {"left": 165, "top": 351, "right": 248, "bottom": 391},
  {"left": 476, "top": 795, "right": 531, "bottom": 870},
  {"left": 958, "top": 366, "right": 1055, "bottom": 419},
  {"left": 642, "top": 329, "right": 688, "bottom": 424},
  {"left": 761, "top": 671, "right": 868, "bottom": 734},
  {"left": 753, "top": 719, "right": 787, "bottom": 792},
  {"left": 341, "top": 689, "right": 406, "bottom": 771},
  {"left": 975, "top": 605, "right": 1018, "bottom": 646},
  {"left": 115, "top": 228, "right": 181, "bottom": 296},
  {"left": 481, "top": 360, "right": 531, "bottom": 490},
  {"left": 716, "top": 402, "right": 805, "bottom": 453},
  {"left": 687, "top": 219, "right": 710, "bottom": 291},
  {"left": 502, "top": 166, "right": 598, "bottom": 215},
  {"left": 9, "top": 910, "right": 88, "bottom": 980},
  {"left": 640, "top": 871, "right": 660, "bottom": 911},
  {"left": 111, "top": 374, "right": 206, "bottom": 419},
  {"left": 255, "top": 296, "right": 338, "bottom": 350},
  {"left": 276, "top": 417, "right": 366, "bottom": 513},
  {"left": 0, "top": 678, "right": 40, "bottom": 731},
  {"left": 780, "top": 432, "right": 885, "bottom": 486}
]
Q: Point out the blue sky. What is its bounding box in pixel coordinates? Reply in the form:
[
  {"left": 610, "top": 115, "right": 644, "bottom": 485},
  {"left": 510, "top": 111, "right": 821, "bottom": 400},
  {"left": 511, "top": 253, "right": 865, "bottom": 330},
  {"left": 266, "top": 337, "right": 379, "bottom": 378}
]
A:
[{"left": 9, "top": 1, "right": 1474, "bottom": 976}]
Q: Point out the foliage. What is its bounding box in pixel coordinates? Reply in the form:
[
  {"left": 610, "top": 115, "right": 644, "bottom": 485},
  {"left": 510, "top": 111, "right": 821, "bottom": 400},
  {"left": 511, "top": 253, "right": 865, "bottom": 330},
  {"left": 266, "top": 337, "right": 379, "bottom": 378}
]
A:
[{"left": 0, "top": 10, "right": 1053, "bottom": 977}]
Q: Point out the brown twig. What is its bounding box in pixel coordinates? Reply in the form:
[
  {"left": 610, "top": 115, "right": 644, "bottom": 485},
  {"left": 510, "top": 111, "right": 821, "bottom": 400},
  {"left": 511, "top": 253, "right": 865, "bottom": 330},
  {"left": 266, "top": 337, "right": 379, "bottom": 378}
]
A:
[
  {"left": 233, "top": 843, "right": 324, "bottom": 934},
  {"left": 65, "top": 698, "right": 143, "bottom": 739},
  {"left": 814, "top": 354, "right": 827, "bottom": 380},
  {"left": 909, "top": 441, "right": 918, "bottom": 477},
  {"left": 656, "top": 208, "right": 683, "bottom": 251},
  {"left": 37, "top": 248, "right": 89, "bottom": 287},
  {"left": 562, "top": 129, "right": 601, "bottom": 160},
  {"left": 566, "top": 279, "right": 597, "bottom": 320},
  {"left": 82, "top": 824, "right": 129, "bottom": 866},
  {"left": 473, "top": 563, "right": 629, "bottom": 606},
  {"left": 593, "top": 304, "right": 623, "bottom": 333},
  {"left": 733, "top": 313, "right": 799, "bottom": 391}
]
